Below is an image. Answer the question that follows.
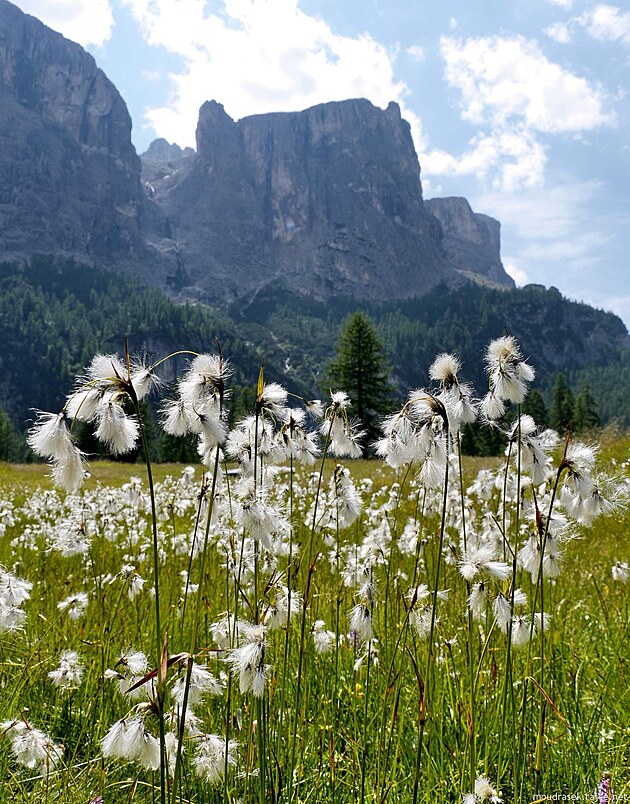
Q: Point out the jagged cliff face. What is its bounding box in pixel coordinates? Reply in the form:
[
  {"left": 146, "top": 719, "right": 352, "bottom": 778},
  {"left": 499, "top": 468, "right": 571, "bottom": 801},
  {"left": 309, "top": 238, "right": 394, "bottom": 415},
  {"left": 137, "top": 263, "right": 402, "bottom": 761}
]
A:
[
  {"left": 141, "top": 138, "right": 194, "bottom": 187},
  {"left": 0, "top": 0, "right": 513, "bottom": 303},
  {"left": 425, "top": 197, "right": 513, "bottom": 288},
  {"left": 150, "top": 99, "right": 454, "bottom": 302},
  {"left": 0, "top": 0, "right": 168, "bottom": 280}
]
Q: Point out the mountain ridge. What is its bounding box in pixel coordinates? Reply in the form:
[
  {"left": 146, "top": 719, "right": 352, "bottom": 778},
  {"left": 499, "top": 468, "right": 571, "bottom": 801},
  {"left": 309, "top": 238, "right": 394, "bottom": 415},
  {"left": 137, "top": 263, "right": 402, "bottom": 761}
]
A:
[
  {"left": 2, "top": 257, "right": 628, "bottom": 438},
  {"left": 0, "top": 0, "right": 514, "bottom": 305},
  {"left": 0, "top": 0, "right": 168, "bottom": 278}
]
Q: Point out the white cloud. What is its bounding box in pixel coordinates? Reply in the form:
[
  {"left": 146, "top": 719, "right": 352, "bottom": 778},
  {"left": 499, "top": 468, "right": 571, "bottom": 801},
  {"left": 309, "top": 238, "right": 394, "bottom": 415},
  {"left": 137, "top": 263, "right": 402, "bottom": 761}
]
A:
[
  {"left": 440, "top": 35, "right": 612, "bottom": 133},
  {"left": 13, "top": 0, "right": 114, "bottom": 47},
  {"left": 472, "top": 178, "right": 630, "bottom": 325},
  {"left": 547, "top": 0, "right": 574, "bottom": 7},
  {"left": 544, "top": 22, "right": 573, "bottom": 44},
  {"left": 119, "top": 0, "right": 425, "bottom": 150},
  {"left": 503, "top": 259, "right": 528, "bottom": 287},
  {"left": 424, "top": 35, "right": 614, "bottom": 191},
  {"left": 579, "top": 4, "right": 630, "bottom": 45},
  {"left": 545, "top": 4, "right": 630, "bottom": 48},
  {"left": 405, "top": 45, "right": 425, "bottom": 62},
  {"left": 478, "top": 180, "right": 604, "bottom": 249},
  {"left": 422, "top": 127, "right": 547, "bottom": 193},
  {"left": 475, "top": 179, "right": 616, "bottom": 297}
]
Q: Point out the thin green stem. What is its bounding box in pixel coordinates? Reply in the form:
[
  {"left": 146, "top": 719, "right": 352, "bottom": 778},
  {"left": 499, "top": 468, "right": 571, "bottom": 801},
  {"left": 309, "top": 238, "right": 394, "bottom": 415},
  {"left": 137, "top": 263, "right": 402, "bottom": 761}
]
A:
[
  {"left": 457, "top": 432, "right": 477, "bottom": 790},
  {"left": 136, "top": 409, "right": 166, "bottom": 804},
  {"left": 276, "top": 456, "right": 295, "bottom": 778},
  {"left": 360, "top": 636, "right": 373, "bottom": 804},
  {"left": 497, "top": 409, "right": 522, "bottom": 793},
  {"left": 516, "top": 464, "right": 564, "bottom": 797},
  {"left": 287, "top": 421, "right": 333, "bottom": 804},
  {"left": 150, "top": 350, "right": 200, "bottom": 372},
  {"left": 171, "top": 447, "right": 222, "bottom": 804},
  {"left": 412, "top": 426, "right": 450, "bottom": 804}
]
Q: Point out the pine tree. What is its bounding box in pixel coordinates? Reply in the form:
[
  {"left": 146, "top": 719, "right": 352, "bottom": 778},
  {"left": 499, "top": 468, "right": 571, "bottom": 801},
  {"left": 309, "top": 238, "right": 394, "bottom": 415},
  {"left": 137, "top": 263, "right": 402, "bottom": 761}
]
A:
[
  {"left": 460, "top": 421, "right": 506, "bottom": 457},
  {"left": 0, "top": 409, "right": 23, "bottom": 462},
  {"left": 523, "top": 388, "right": 549, "bottom": 428},
  {"left": 325, "top": 311, "right": 395, "bottom": 453},
  {"left": 160, "top": 432, "right": 200, "bottom": 464},
  {"left": 573, "top": 384, "right": 600, "bottom": 432},
  {"left": 550, "top": 373, "right": 575, "bottom": 434}
]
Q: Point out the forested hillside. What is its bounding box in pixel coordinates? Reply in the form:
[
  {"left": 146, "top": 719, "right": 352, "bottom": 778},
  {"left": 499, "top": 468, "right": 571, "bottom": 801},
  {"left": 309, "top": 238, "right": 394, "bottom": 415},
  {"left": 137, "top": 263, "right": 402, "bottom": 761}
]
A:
[
  {"left": 1, "top": 257, "right": 628, "bottom": 460},
  {"left": 0, "top": 257, "right": 297, "bottom": 430},
  {"left": 237, "top": 281, "right": 630, "bottom": 425}
]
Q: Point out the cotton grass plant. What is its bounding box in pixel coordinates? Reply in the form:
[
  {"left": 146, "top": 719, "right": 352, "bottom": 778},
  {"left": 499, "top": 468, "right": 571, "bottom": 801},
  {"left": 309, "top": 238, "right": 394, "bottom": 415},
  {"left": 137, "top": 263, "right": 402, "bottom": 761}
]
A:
[{"left": 0, "top": 336, "right": 627, "bottom": 802}]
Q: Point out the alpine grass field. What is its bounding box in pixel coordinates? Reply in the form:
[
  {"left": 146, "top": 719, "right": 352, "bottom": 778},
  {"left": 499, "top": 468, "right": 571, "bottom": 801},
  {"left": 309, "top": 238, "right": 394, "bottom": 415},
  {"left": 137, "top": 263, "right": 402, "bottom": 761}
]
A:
[{"left": 0, "top": 339, "right": 628, "bottom": 804}]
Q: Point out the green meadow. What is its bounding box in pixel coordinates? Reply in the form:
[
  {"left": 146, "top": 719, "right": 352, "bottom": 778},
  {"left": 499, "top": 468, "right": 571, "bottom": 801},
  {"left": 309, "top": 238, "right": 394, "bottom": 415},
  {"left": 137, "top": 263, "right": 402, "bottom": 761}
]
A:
[{"left": 0, "top": 431, "right": 627, "bottom": 803}]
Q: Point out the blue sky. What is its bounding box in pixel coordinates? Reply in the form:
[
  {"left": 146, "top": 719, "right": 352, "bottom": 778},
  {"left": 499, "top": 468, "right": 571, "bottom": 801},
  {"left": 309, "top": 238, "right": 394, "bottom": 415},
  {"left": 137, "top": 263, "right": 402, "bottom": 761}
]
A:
[{"left": 13, "top": 0, "right": 630, "bottom": 328}]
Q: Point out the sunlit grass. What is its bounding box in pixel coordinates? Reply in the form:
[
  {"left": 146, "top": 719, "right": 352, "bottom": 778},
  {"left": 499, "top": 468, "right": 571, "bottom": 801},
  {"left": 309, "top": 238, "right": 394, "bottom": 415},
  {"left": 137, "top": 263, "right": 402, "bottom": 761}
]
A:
[{"left": 0, "top": 440, "right": 627, "bottom": 803}]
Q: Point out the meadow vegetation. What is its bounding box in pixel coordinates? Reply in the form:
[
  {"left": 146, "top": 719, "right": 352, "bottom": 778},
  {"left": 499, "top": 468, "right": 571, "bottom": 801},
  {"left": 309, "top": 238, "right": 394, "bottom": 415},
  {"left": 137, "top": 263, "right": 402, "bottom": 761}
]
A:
[{"left": 0, "top": 340, "right": 627, "bottom": 804}]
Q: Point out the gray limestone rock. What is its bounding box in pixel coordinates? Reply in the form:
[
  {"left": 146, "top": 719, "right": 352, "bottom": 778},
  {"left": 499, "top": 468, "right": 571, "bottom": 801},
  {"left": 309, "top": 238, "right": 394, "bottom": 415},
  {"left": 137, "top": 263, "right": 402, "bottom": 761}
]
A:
[
  {"left": 0, "top": 0, "right": 169, "bottom": 282},
  {"left": 425, "top": 197, "right": 514, "bottom": 288},
  {"left": 150, "top": 99, "right": 457, "bottom": 303}
]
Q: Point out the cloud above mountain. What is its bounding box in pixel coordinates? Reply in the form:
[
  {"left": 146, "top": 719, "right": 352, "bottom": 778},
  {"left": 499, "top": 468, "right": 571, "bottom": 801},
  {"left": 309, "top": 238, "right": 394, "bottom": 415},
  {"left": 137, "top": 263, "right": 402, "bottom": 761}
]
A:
[
  {"left": 421, "top": 34, "right": 612, "bottom": 192},
  {"left": 15, "top": 0, "right": 113, "bottom": 46},
  {"left": 117, "top": 0, "right": 425, "bottom": 150},
  {"left": 545, "top": 4, "right": 630, "bottom": 46}
]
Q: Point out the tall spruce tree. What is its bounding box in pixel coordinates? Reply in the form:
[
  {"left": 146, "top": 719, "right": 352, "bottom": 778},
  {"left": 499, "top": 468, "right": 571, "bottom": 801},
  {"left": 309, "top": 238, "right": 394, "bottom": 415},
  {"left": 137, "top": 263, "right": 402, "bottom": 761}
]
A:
[
  {"left": 0, "top": 409, "right": 23, "bottom": 462},
  {"left": 550, "top": 373, "right": 575, "bottom": 434},
  {"left": 325, "top": 311, "right": 394, "bottom": 453},
  {"left": 523, "top": 388, "right": 549, "bottom": 428},
  {"left": 573, "top": 384, "right": 600, "bottom": 432}
]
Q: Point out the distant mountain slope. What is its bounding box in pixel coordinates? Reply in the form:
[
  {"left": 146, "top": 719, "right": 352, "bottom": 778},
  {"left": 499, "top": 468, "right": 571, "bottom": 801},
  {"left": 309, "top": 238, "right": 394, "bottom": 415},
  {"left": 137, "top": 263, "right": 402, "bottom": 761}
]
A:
[
  {"left": 424, "top": 197, "right": 508, "bottom": 288},
  {"left": 1, "top": 258, "right": 628, "bottom": 434},
  {"left": 0, "top": 257, "right": 296, "bottom": 428},
  {"left": 233, "top": 280, "right": 630, "bottom": 424}
]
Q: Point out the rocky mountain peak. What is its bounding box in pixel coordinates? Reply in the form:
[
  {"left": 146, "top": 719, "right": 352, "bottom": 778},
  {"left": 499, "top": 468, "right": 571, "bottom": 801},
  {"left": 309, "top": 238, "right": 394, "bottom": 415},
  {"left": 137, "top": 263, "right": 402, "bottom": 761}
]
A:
[
  {"left": 425, "top": 197, "right": 514, "bottom": 288},
  {"left": 196, "top": 100, "right": 241, "bottom": 159},
  {"left": 151, "top": 97, "right": 455, "bottom": 303},
  {"left": 0, "top": 0, "right": 134, "bottom": 160},
  {"left": 142, "top": 138, "right": 194, "bottom": 163},
  {"left": 0, "top": 0, "right": 170, "bottom": 278},
  {"left": 1, "top": 0, "right": 514, "bottom": 304},
  {"left": 140, "top": 138, "right": 194, "bottom": 192}
]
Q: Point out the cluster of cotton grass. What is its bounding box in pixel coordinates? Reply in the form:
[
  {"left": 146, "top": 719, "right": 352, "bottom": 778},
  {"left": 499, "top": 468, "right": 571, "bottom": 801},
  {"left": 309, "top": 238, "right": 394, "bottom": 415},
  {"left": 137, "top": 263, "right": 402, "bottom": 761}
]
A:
[
  {"left": 27, "top": 353, "right": 161, "bottom": 492},
  {"left": 1, "top": 717, "right": 64, "bottom": 778},
  {"left": 22, "top": 349, "right": 367, "bottom": 799},
  {"left": 10, "top": 336, "right": 626, "bottom": 803},
  {"left": 360, "top": 336, "right": 625, "bottom": 802}
]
